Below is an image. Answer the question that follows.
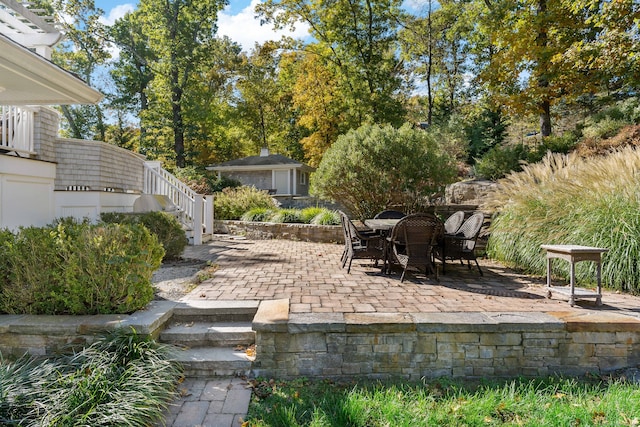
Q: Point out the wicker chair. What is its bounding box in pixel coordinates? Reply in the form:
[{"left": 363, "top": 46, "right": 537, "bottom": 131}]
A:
[
  {"left": 339, "top": 211, "right": 383, "bottom": 273},
  {"left": 444, "top": 210, "right": 465, "bottom": 235},
  {"left": 388, "top": 213, "right": 443, "bottom": 282},
  {"left": 434, "top": 212, "right": 485, "bottom": 275},
  {"left": 373, "top": 210, "right": 406, "bottom": 219}
]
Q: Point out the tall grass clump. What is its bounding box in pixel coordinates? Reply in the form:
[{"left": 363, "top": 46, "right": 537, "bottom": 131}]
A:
[
  {"left": 242, "top": 207, "right": 276, "bottom": 222},
  {"left": 214, "top": 186, "right": 277, "bottom": 220},
  {"left": 0, "top": 329, "right": 182, "bottom": 426},
  {"left": 270, "top": 209, "right": 304, "bottom": 223},
  {"left": 484, "top": 147, "right": 640, "bottom": 292},
  {"left": 311, "top": 209, "right": 340, "bottom": 225}
]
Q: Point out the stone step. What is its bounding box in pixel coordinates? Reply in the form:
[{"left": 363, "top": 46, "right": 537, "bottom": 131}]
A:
[
  {"left": 171, "top": 346, "right": 254, "bottom": 377},
  {"left": 160, "top": 321, "right": 255, "bottom": 347},
  {"left": 170, "top": 300, "right": 259, "bottom": 323}
]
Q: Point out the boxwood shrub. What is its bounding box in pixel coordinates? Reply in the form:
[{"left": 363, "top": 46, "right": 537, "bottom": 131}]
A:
[
  {"left": 0, "top": 220, "right": 164, "bottom": 315},
  {"left": 101, "top": 211, "right": 188, "bottom": 261}
]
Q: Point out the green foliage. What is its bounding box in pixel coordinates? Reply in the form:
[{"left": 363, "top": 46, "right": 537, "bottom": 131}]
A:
[
  {"left": 269, "top": 209, "right": 304, "bottom": 224},
  {"left": 299, "top": 207, "right": 324, "bottom": 223},
  {"left": 246, "top": 376, "right": 640, "bottom": 426},
  {"left": 0, "top": 329, "right": 181, "bottom": 426},
  {"left": 473, "top": 144, "right": 529, "bottom": 180},
  {"left": 485, "top": 147, "right": 640, "bottom": 292},
  {"left": 465, "top": 107, "right": 510, "bottom": 162},
  {"left": 241, "top": 208, "right": 276, "bottom": 222},
  {"left": 311, "top": 123, "right": 457, "bottom": 220},
  {"left": 310, "top": 210, "right": 340, "bottom": 225},
  {"left": 0, "top": 221, "right": 163, "bottom": 315},
  {"left": 100, "top": 211, "right": 187, "bottom": 261},
  {"left": 214, "top": 186, "right": 278, "bottom": 220},
  {"left": 582, "top": 117, "right": 628, "bottom": 140}
]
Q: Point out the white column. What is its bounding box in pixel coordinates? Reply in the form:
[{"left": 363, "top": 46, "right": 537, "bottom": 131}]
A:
[
  {"left": 193, "top": 194, "right": 203, "bottom": 245},
  {"left": 292, "top": 168, "right": 297, "bottom": 196}
]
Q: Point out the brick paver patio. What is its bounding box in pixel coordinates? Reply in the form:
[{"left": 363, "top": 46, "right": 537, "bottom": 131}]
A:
[{"left": 182, "top": 236, "right": 640, "bottom": 314}]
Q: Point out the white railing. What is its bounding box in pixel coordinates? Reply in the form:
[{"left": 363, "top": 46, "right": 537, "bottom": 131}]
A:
[
  {"left": 1, "top": 106, "right": 35, "bottom": 155},
  {"left": 143, "top": 161, "right": 213, "bottom": 244}
]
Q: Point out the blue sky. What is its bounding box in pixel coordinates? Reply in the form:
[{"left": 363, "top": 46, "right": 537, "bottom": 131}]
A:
[{"left": 94, "top": 0, "right": 310, "bottom": 53}]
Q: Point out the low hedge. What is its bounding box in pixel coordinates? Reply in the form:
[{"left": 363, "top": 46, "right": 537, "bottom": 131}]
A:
[
  {"left": 0, "top": 220, "right": 164, "bottom": 315},
  {"left": 100, "top": 211, "right": 188, "bottom": 261}
]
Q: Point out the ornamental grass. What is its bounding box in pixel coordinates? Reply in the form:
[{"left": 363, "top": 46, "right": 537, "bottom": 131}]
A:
[{"left": 483, "top": 147, "right": 640, "bottom": 292}]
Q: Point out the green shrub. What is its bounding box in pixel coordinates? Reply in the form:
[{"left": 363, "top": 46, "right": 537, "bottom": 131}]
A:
[
  {"left": 0, "top": 329, "right": 181, "bottom": 426},
  {"left": 474, "top": 144, "right": 529, "bottom": 180},
  {"left": 311, "top": 209, "right": 340, "bottom": 225},
  {"left": 270, "top": 208, "right": 304, "bottom": 223},
  {"left": 214, "top": 186, "right": 277, "bottom": 220},
  {"left": 582, "top": 116, "right": 627, "bottom": 140},
  {"left": 311, "top": 123, "right": 457, "bottom": 220},
  {"left": 241, "top": 207, "right": 275, "bottom": 222},
  {"left": 101, "top": 211, "right": 188, "bottom": 261},
  {"left": 485, "top": 147, "right": 640, "bottom": 292},
  {"left": 300, "top": 207, "right": 324, "bottom": 223},
  {"left": 0, "top": 221, "right": 163, "bottom": 315}
]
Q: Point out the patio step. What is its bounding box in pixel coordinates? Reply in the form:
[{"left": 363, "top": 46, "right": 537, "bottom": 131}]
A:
[
  {"left": 170, "top": 346, "right": 254, "bottom": 377},
  {"left": 159, "top": 321, "right": 254, "bottom": 347},
  {"left": 160, "top": 301, "right": 258, "bottom": 377}
]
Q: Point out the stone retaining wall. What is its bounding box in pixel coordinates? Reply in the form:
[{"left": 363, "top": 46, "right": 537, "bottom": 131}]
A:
[
  {"left": 252, "top": 300, "right": 640, "bottom": 379},
  {"left": 215, "top": 220, "right": 343, "bottom": 244}
]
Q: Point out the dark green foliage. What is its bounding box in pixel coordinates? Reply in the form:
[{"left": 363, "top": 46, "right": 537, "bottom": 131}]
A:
[
  {"left": 473, "top": 144, "right": 530, "bottom": 180},
  {"left": 241, "top": 208, "right": 276, "bottom": 222},
  {"left": 311, "top": 123, "right": 457, "bottom": 220},
  {"left": 101, "top": 211, "right": 188, "bottom": 261},
  {"left": 465, "top": 107, "right": 510, "bottom": 163},
  {"left": 0, "top": 329, "right": 182, "bottom": 426},
  {"left": 0, "top": 221, "right": 163, "bottom": 315}
]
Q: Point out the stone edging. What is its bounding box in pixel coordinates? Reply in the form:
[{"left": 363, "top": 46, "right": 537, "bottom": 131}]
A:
[{"left": 214, "top": 220, "right": 343, "bottom": 243}]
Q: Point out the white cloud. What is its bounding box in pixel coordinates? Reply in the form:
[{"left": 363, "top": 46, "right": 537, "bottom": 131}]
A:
[
  {"left": 217, "top": 0, "right": 310, "bottom": 52},
  {"left": 99, "top": 3, "right": 135, "bottom": 26}
]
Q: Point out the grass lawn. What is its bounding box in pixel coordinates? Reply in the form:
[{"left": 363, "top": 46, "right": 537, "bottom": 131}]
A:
[{"left": 245, "top": 375, "right": 640, "bottom": 426}]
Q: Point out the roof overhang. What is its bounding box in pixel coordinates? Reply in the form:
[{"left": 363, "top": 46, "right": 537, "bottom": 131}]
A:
[
  {"left": 0, "top": 33, "right": 103, "bottom": 105},
  {"left": 207, "top": 164, "right": 314, "bottom": 172}
]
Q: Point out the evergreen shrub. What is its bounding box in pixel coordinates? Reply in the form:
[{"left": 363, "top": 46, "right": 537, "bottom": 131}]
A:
[
  {"left": 101, "top": 211, "right": 187, "bottom": 260},
  {"left": 0, "top": 221, "right": 163, "bottom": 315}
]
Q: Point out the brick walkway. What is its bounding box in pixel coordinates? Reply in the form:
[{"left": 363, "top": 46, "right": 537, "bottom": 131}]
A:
[{"left": 183, "top": 236, "right": 640, "bottom": 313}]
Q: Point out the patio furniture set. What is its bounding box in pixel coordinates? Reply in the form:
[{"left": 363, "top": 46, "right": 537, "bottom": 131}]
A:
[
  {"left": 340, "top": 210, "right": 609, "bottom": 307},
  {"left": 339, "top": 210, "right": 485, "bottom": 282}
]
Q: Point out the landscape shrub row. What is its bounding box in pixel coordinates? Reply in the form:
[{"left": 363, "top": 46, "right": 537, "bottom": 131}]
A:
[
  {"left": 241, "top": 206, "right": 340, "bottom": 225},
  {"left": 0, "top": 219, "right": 164, "bottom": 315}
]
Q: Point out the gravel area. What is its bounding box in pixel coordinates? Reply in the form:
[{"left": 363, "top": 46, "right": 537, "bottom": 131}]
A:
[{"left": 152, "top": 258, "right": 209, "bottom": 301}]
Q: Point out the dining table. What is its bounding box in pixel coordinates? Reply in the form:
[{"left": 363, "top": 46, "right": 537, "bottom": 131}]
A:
[{"left": 364, "top": 218, "right": 402, "bottom": 274}]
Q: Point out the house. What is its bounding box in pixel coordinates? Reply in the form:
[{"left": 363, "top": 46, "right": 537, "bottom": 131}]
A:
[
  {"left": 207, "top": 147, "right": 315, "bottom": 197},
  {"left": 0, "top": 0, "right": 211, "bottom": 243}
]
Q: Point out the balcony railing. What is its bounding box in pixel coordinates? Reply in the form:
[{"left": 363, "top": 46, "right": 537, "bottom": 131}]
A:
[{"left": 1, "top": 106, "right": 35, "bottom": 155}]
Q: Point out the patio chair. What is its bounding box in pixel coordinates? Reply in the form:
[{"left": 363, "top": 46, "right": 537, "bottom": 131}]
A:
[
  {"left": 444, "top": 210, "right": 465, "bottom": 235},
  {"left": 434, "top": 212, "right": 485, "bottom": 275},
  {"left": 388, "top": 213, "right": 443, "bottom": 282},
  {"left": 373, "top": 210, "right": 406, "bottom": 219},
  {"left": 339, "top": 211, "right": 383, "bottom": 273}
]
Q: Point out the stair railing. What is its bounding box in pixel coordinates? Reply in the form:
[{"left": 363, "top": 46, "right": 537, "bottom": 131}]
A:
[{"left": 143, "top": 161, "right": 213, "bottom": 244}]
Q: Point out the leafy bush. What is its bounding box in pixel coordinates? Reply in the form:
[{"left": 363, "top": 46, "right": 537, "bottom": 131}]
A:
[
  {"left": 484, "top": 147, "right": 640, "bottom": 292},
  {"left": 101, "top": 211, "right": 187, "bottom": 261},
  {"left": 310, "top": 209, "right": 340, "bottom": 225},
  {"left": 311, "top": 123, "right": 457, "bottom": 220},
  {"left": 270, "top": 208, "right": 304, "bottom": 223},
  {"left": 474, "top": 144, "right": 529, "bottom": 180},
  {"left": 172, "top": 166, "right": 241, "bottom": 194},
  {"left": 214, "top": 186, "right": 277, "bottom": 220},
  {"left": 241, "top": 207, "right": 275, "bottom": 222},
  {"left": 0, "top": 329, "right": 181, "bottom": 426},
  {"left": 0, "top": 221, "right": 163, "bottom": 315},
  {"left": 300, "top": 207, "right": 324, "bottom": 223}
]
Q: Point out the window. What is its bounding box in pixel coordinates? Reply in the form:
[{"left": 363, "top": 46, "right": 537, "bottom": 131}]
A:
[{"left": 299, "top": 172, "right": 307, "bottom": 185}]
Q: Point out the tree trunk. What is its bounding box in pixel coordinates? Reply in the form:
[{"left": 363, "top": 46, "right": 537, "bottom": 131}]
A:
[
  {"left": 536, "top": 0, "right": 551, "bottom": 137},
  {"left": 171, "top": 67, "right": 185, "bottom": 168},
  {"left": 540, "top": 99, "right": 552, "bottom": 137}
]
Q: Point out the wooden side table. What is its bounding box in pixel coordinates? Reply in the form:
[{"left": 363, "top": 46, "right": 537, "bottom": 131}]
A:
[{"left": 541, "top": 244, "right": 608, "bottom": 307}]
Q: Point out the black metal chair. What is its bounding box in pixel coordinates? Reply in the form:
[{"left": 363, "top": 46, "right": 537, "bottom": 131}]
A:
[
  {"left": 373, "top": 210, "right": 406, "bottom": 219},
  {"left": 388, "top": 213, "right": 443, "bottom": 282},
  {"left": 434, "top": 212, "right": 485, "bottom": 275},
  {"left": 339, "top": 211, "right": 383, "bottom": 273}
]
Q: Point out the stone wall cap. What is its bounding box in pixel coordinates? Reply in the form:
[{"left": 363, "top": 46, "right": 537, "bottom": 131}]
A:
[
  {"left": 253, "top": 299, "right": 289, "bottom": 332},
  {"left": 288, "top": 313, "right": 345, "bottom": 333}
]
